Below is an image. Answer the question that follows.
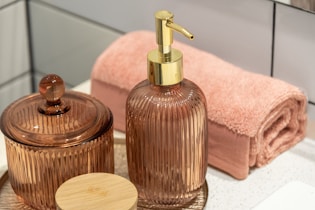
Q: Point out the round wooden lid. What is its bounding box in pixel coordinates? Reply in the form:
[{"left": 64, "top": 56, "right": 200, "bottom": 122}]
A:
[{"left": 55, "top": 173, "right": 138, "bottom": 210}]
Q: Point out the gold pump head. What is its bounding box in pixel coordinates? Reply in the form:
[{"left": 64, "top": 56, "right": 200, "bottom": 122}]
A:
[{"left": 148, "top": 10, "right": 194, "bottom": 86}]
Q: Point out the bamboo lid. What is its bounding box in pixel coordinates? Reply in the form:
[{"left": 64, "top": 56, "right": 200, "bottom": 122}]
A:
[{"left": 55, "top": 173, "right": 138, "bottom": 210}]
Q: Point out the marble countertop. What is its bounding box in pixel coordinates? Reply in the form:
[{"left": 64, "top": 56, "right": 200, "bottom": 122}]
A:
[{"left": 1, "top": 80, "right": 314, "bottom": 210}]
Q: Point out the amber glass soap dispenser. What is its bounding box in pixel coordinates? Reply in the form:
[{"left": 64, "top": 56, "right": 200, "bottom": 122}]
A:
[{"left": 126, "top": 10, "right": 208, "bottom": 208}]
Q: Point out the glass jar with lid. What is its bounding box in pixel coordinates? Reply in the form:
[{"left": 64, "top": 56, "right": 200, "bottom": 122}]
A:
[{"left": 0, "top": 74, "right": 114, "bottom": 209}]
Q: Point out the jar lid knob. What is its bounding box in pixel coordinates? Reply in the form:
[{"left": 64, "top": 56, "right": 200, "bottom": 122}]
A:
[{"left": 38, "top": 74, "right": 70, "bottom": 115}]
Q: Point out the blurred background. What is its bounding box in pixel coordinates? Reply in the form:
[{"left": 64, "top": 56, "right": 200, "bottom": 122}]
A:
[{"left": 0, "top": 0, "right": 315, "bottom": 122}]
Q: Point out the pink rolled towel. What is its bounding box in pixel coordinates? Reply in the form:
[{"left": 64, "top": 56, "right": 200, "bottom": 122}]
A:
[{"left": 91, "top": 30, "right": 307, "bottom": 179}]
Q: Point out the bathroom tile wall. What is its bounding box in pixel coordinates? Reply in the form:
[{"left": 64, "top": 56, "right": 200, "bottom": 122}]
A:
[
  {"left": 2, "top": 0, "right": 314, "bottom": 122},
  {"left": 29, "top": 0, "right": 121, "bottom": 88},
  {"left": 38, "top": 0, "right": 273, "bottom": 76},
  {"left": 308, "top": 105, "right": 315, "bottom": 123},
  {"left": 0, "top": 74, "right": 32, "bottom": 112},
  {"left": 0, "top": 0, "right": 31, "bottom": 114},
  {"left": 0, "top": 0, "right": 15, "bottom": 8},
  {"left": 33, "top": 0, "right": 315, "bottom": 121},
  {"left": 273, "top": 4, "right": 315, "bottom": 121}
]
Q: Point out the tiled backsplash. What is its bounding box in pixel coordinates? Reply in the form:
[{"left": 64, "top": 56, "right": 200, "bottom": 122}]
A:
[
  {"left": 29, "top": 1, "right": 121, "bottom": 88},
  {"left": 1, "top": 0, "right": 315, "bottom": 122},
  {"left": 273, "top": 4, "right": 315, "bottom": 103},
  {"left": 39, "top": 0, "right": 274, "bottom": 76},
  {"left": 0, "top": 73, "right": 32, "bottom": 112},
  {"left": 0, "top": 0, "right": 30, "bottom": 114},
  {"left": 273, "top": 3, "right": 315, "bottom": 121},
  {"left": 0, "top": 0, "right": 16, "bottom": 8}
]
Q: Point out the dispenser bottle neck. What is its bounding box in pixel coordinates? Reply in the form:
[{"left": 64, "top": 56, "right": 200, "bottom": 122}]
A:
[{"left": 147, "top": 10, "right": 194, "bottom": 86}]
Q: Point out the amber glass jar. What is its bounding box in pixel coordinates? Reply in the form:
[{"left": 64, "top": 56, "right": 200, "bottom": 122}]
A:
[{"left": 0, "top": 74, "right": 114, "bottom": 209}]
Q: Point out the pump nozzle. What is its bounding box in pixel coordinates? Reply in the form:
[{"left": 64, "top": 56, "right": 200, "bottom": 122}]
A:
[
  {"left": 148, "top": 10, "right": 194, "bottom": 86},
  {"left": 155, "top": 10, "right": 193, "bottom": 55},
  {"left": 166, "top": 22, "right": 194, "bottom": 40}
]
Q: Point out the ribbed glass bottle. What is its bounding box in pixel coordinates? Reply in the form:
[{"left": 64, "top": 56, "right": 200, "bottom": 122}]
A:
[{"left": 126, "top": 79, "right": 208, "bottom": 208}]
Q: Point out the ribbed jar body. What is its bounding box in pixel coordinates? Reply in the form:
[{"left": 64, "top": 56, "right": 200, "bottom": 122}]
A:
[
  {"left": 4, "top": 128, "right": 114, "bottom": 210},
  {"left": 1, "top": 90, "right": 114, "bottom": 210},
  {"left": 126, "top": 79, "right": 208, "bottom": 208}
]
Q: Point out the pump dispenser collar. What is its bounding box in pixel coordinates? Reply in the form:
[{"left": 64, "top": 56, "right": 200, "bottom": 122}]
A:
[{"left": 148, "top": 10, "right": 194, "bottom": 86}]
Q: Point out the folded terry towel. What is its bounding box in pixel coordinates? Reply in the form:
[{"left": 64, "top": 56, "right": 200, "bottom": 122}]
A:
[{"left": 91, "top": 30, "right": 307, "bottom": 179}]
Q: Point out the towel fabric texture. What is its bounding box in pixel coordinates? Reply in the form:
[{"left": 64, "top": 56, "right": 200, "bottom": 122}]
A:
[{"left": 91, "top": 31, "right": 307, "bottom": 179}]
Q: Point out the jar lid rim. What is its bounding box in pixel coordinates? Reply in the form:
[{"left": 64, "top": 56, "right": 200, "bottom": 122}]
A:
[{"left": 0, "top": 91, "right": 112, "bottom": 147}]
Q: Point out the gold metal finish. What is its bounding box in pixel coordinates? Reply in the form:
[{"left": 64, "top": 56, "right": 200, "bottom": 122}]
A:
[
  {"left": 148, "top": 49, "right": 183, "bottom": 86},
  {"left": 166, "top": 22, "right": 194, "bottom": 40},
  {"left": 148, "top": 10, "right": 194, "bottom": 86}
]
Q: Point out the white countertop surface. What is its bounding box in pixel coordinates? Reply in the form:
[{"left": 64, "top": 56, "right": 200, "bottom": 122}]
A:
[{"left": 1, "top": 80, "right": 315, "bottom": 210}]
